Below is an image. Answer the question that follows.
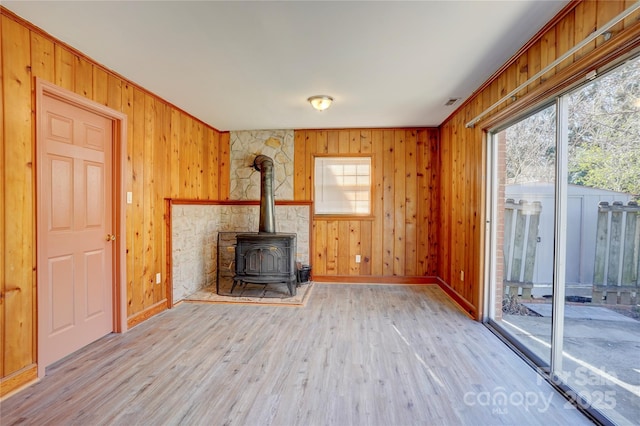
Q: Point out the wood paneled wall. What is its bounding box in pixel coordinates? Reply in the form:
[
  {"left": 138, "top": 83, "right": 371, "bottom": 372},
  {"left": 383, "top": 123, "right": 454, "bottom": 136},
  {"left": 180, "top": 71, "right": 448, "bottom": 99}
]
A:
[
  {"left": 0, "top": 9, "right": 230, "bottom": 392},
  {"left": 294, "top": 129, "right": 439, "bottom": 280},
  {"left": 438, "top": 0, "right": 640, "bottom": 319}
]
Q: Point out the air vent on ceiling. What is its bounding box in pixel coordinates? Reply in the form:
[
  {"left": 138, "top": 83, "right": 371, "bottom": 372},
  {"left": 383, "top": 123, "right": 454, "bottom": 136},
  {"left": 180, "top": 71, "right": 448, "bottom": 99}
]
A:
[{"left": 445, "top": 98, "right": 460, "bottom": 106}]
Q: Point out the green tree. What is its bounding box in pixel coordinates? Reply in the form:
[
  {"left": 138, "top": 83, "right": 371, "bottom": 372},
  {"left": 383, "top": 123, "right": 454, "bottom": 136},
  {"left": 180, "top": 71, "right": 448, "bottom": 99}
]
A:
[{"left": 567, "top": 58, "right": 640, "bottom": 197}]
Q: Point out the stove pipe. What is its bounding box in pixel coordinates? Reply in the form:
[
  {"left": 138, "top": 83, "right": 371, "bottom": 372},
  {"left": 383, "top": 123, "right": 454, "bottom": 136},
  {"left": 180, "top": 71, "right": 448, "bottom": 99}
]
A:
[{"left": 253, "top": 155, "right": 276, "bottom": 233}]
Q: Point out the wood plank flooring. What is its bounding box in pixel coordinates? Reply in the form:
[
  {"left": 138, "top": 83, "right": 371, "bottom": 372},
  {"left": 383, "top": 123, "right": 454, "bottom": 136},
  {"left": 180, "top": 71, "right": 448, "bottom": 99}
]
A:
[{"left": 1, "top": 284, "right": 592, "bottom": 425}]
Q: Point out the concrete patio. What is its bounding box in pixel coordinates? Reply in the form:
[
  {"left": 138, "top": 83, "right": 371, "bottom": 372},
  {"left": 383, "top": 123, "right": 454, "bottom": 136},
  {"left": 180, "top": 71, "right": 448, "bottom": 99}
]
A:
[{"left": 502, "top": 303, "right": 640, "bottom": 424}]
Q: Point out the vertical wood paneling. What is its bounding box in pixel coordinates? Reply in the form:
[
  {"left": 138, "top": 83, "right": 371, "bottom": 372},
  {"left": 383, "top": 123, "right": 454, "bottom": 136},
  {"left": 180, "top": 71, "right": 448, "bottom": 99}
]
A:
[
  {"left": 495, "top": 72, "right": 507, "bottom": 114},
  {"left": 186, "top": 116, "right": 196, "bottom": 198},
  {"left": 30, "top": 32, "right": 54, "bottom": 81},
  {"left": 293, "top": 131, "right": 306, "bottom": 200},
  {"left": 371, "top": 131, "right": 384, "bottom": 276},
  {"left": 392, "top": 130, "right": 406, "bottom": 276},
  {"left": 574, "top": 1, "right": 597, "bottom": 60},
  {"left": 195, "top": 121, "right": 204, "bottom": 198},
  {"left": 556, "top": 9, "right": 575, "bottom": 72},
  {"left": 143, "top": 94, "right": 155, "bottom": 306},
  {"left": 190, "top": 121, "right": 199, "bottom": 198},
  {"left": 304, "top": 131, "right": 315, "bottom": 199},
  {"left": 489, "top": 79, "right": 500, "bottom": 111},
  {"left": 74, "top": 56, "right": 92, "bottom": 98},
  {"left": 131, "top": 88, "right": 145, "bottom": 314},
  {"left": 440, "top": 122, "right": 451, "bottom": 286},
  {"left": 92, "top": 67, "right": 108, "bottom": 105},
  {"left": 404, "top": 130, "right": 417, "bottom": 276},
  {"left": 515, "top": 53, "right": 529, "bottom": 98},
  {"left": 315, "top": 130, "right": 327, "bottom": 154},
  {"left": 337, "top": 221, "right": 350, "bottom": 275},
  {"left": 0, "top": 14, "right": 6, "bottom": 379},
  {"left": 327, "top": 130, "right": 339, "bottom": 153},
  {"left": 314, "top": 220, "right": 327, "bottom": 275},
  {"left": 122, "top": 83, "right": 135, "bottom": 317},
  {"left": 179, "top": 113, "right": 191, "bottom": 198},
  {"left": 54, "top": 44, "right": 73, "bottom": 91},
  {"left": 504, "top": 63, "right": 518, "bottom": 108},
  {"left": 360, "top": 130, "right": 372, "bottom": 154},
  {"left": 461, "top": 118, "right": 470, "bottom": 297},
  {"left": 462, "top": 117, "right": 473, "bottom": 299},
  {"left": 186, "top": 119, "right": 196, "bottom": 198},
  {"left": 348, "top": 221, "right": 361, "bottom": 274},
  {"left": 598, "top": 1, "right": 624, "bottom": 43},
  {"left": 428, "top": 130, "right": 440, "bottom": 276},
  {"left": 326, "top": 221, "right": 338, "bottom": 275},
  {"left": 349, "top": 130, "right": 360, "bottom": 153},
  {"left": 106, "top": 74, "right": 122, "bottom": 111},
  {"left": 359, "top": 129, "right": 372, "bottom": 275},
  {"left": 450, "top": 122, "right": 461, "bottom": 294},
  {"left": 360, "top": 220, "right": 372, "bottom": 275},
  {"left": 1, "top": 9, "right": 227, "bottom": 390},
  {"left": 527, "top": 40, "right": 542, "bottom": 90},
  {"left": 338, "top": 131, "right": 349, "bottom": 153},
  {"left": 219, "top": 132, "right": 230, "bottom": 200},
  {"left": 152, "top": 99, "right": 165, "bottom": 304},
  {"left": 209, "top": 128, "right": 217, "bottom": 198},
  {"left": 541, "top": 29, "right": 557, "bottom": 82},
  {"left": 2, "top": 16, "right": 34, "bottom": 374},
  {"left": 170, "top": 109, "right": 181, "bottom": 198},
  {"left": 416, "top": 130, "right": 428, "bottom": 276},
  {"left": 382, "top": 130, "right": 394, "bottom": 276}
]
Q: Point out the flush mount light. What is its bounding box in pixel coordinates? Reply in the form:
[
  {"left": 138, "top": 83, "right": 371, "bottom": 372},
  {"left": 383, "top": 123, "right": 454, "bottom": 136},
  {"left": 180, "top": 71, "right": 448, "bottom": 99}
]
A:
[{"left": 308, "top": 95, "right": 333, "bottom": 111}]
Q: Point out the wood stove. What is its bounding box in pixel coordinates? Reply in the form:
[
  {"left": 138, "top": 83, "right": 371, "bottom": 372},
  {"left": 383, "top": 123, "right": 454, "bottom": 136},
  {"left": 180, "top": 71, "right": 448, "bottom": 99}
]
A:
[
  {"left": 232, "top": 155, "right": 298, "bottom": 296},
  {"left": 233, "top": 233, "right": 297, "bottom": 295}
]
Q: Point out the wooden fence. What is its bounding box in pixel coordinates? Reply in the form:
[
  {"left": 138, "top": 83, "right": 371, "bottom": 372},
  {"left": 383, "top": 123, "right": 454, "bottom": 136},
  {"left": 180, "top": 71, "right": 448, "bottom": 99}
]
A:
[
  {"left": 504, "top": 199, "right": 542, "bottom": 298},
  {"left": 593, "top": 201, "right": 640, "bottom": 305}
]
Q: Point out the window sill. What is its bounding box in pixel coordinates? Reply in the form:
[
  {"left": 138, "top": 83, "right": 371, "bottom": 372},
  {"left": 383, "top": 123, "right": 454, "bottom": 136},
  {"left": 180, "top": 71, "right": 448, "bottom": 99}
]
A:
[{"left": 313, "top": 214, "right": 375, "bottom": 221}]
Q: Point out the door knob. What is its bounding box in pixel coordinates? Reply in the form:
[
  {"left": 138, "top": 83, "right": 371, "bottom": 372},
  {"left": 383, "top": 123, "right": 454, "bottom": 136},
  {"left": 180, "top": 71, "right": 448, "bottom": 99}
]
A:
[{"left": 106, "top": 234, "right": 116, "bottom": 241}]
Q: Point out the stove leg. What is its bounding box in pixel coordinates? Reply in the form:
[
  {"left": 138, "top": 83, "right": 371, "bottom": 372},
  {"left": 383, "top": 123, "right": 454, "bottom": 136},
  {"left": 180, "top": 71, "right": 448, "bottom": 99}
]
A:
[{"left": 287, "top": 279, "right": 297, "bottom": 296}]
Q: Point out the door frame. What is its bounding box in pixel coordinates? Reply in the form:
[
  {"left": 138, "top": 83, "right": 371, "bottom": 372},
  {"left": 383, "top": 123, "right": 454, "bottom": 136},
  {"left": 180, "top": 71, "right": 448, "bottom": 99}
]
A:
[{"left": 35, "top": 78, "right": 128, "bottom": 377}]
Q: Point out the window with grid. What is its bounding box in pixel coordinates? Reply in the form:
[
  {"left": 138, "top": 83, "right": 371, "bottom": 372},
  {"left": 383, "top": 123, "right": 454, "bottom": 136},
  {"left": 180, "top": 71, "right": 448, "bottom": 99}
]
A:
[{"left": 314, "top": 156, "right": 371, "bottom": 215}]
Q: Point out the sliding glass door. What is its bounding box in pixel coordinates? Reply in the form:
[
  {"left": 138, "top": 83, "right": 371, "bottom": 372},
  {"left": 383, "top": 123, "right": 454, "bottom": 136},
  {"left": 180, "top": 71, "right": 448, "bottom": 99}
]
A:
[
  {"left": 491, "top": 104, "right": 557, "bottom": 367},
  {"left": 487, "top": 55, "right": 639, "bottom": 425}
]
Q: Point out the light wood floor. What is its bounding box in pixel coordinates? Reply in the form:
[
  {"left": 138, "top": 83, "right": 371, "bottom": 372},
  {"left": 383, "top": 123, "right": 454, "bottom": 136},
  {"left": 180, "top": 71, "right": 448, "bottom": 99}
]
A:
[{"left": 2, "top": 284, "right": 592, "bottom": 426}]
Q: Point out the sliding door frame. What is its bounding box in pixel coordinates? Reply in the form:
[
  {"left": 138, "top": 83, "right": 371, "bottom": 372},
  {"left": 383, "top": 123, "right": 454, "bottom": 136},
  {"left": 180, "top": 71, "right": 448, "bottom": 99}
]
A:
[
  {"left": 484, "top": 99, "right": 558, "bottom": 372},
  {"left": 483, "top": 56, "right": 640, "bottom": 425}
]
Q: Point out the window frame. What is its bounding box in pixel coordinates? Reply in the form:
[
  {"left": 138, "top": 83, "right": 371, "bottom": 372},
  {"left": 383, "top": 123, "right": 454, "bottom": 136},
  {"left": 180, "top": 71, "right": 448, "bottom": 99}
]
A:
[{"left": 312, "top": 154, "right": 375, "bottom": 220}]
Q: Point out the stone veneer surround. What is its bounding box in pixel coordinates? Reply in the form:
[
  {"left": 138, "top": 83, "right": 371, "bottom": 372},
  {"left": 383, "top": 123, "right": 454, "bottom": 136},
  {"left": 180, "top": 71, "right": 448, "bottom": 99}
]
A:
[
  {"left": 230, "top": 130, "right": 294, "bottom": 201},
  {"left": 171, "top": 203, "right": 310, "bottom": 303}
]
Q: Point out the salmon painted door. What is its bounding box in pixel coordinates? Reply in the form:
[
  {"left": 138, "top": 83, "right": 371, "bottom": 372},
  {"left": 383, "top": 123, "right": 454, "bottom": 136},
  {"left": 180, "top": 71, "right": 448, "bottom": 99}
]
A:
[{"left": 38, "top": 93, "right": 114, "bottom": 374}]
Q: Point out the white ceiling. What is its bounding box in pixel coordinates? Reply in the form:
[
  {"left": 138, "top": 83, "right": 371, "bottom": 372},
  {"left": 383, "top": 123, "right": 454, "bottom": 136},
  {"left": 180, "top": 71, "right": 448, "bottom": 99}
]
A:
[{"left": 4, "top": 1, "right": 569, "bottom": 131}]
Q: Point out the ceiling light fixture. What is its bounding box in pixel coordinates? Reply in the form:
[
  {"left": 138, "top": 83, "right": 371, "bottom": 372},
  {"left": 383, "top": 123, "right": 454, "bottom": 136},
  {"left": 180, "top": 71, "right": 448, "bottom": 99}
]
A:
[{"left": 308, "top": 95, "right": 333, "bottom": 111}]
